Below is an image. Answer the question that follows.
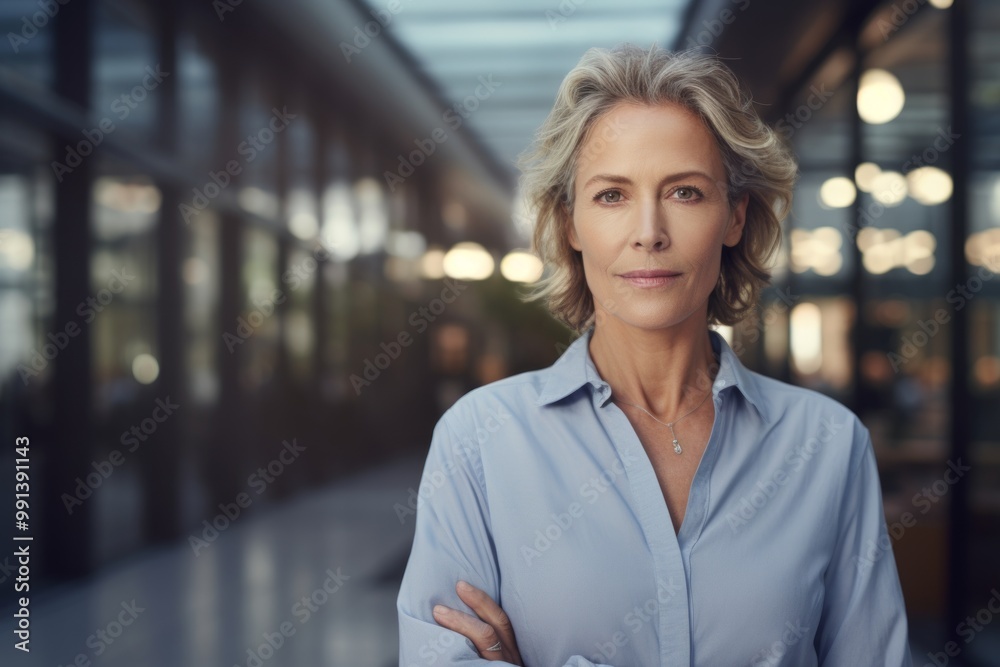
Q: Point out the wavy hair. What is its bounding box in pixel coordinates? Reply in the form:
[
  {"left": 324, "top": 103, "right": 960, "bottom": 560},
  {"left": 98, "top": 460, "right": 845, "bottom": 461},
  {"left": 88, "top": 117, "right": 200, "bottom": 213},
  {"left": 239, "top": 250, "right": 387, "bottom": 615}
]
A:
[{"left": 516, "top": 43, "right": 798, "bottom": 333}]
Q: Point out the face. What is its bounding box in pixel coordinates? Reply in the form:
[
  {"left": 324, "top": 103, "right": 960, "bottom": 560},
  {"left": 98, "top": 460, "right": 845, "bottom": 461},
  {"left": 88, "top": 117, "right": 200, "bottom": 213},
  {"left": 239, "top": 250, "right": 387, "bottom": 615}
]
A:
[{"left": 567, "top": 101, "right": 749, "bottom": 332}]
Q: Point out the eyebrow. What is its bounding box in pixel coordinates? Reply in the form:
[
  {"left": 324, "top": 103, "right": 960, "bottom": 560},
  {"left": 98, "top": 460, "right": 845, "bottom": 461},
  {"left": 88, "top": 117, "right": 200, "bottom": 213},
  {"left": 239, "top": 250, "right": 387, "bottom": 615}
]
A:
[{"left": 582, "top": 170, "right": 716, "bottom": 190}]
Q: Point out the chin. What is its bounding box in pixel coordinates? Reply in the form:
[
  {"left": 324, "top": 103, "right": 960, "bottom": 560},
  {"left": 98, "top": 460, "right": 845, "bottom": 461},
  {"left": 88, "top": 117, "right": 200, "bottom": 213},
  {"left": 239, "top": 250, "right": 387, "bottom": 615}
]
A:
[{"left": 596, "top": 306, "right": 697, "bottom": 332}]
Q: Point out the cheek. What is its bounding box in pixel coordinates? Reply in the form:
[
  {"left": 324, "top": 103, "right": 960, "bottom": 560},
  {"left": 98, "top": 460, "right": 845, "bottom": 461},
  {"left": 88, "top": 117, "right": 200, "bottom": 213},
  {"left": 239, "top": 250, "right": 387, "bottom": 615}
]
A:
[
  {"left": 673, "top": 219, "right": 728, "bottom": 259},
  {"left": 579, "top": 245, "right": 619, "bottom": 278},
  {"left": 576, "top": 224, "right": 625, "bottom": 265}
]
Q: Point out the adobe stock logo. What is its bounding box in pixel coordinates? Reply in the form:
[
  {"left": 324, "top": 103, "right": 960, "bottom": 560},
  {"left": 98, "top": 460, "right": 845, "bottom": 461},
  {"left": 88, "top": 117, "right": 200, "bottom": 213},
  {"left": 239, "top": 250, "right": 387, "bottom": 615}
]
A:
[
  {"left": 339, "top": 0, "right": 413, "bottom": 62},
  {"left": 383, "top": 77, "right": 502, "bottom": 192},
  {"left": 51, "top": 65, "right": 170, "bottom": 182},
  {"left": 178, "top": 107, "right": 297, "bottom": 223},
  {"left": 17, "top": 266, "right": 136, "bottom": 385},
  {"left": 855, "top": 458, "right": 970, "bottom": 574},
  {"left": 188, "top": 438, "right": 307, "bottom": 556},
  {"left": 394, "top": 405, "right": 512, "bottom": 524},
  {"left": 725, "top": 415, "right": 846, "bottom": 533},
  {"left": 61, "top": 397, "right": 180, "bottom": 515},
  {"left": 350, "top": 279, "right": 468, "bottom": 394}
]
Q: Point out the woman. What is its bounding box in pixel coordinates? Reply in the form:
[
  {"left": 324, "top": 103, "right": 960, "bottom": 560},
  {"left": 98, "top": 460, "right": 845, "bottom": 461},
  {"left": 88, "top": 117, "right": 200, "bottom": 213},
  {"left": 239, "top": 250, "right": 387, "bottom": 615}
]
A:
[{"left": 397, "top": 44, "right": 912, "bottom": 666}]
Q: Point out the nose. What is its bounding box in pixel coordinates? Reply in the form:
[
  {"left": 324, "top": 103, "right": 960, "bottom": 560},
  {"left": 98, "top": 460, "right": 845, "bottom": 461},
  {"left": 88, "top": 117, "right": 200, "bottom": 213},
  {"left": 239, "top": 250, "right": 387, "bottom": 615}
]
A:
[{"left": 632, "top": 199, "right": 670, "bottom": 251}]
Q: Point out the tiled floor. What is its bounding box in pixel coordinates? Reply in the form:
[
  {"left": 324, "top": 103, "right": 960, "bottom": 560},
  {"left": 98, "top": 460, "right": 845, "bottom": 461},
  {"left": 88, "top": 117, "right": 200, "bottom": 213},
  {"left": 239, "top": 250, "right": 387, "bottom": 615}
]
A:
[{"left": 2, "top": 454, "right": 996, "bottom": 667}]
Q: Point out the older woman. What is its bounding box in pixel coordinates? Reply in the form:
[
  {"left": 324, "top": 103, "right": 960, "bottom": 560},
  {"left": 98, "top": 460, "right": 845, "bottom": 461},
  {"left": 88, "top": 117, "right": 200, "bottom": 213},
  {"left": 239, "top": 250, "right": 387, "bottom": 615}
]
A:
[{"left": 397, "top": 44, "right": 912, "bottom": 666}]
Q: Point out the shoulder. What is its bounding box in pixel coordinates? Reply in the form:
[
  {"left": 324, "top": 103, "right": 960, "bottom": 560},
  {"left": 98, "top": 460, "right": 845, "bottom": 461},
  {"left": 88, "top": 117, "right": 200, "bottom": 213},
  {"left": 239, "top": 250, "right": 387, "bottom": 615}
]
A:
[
  {"left": 755, "top": 370, "right": 859, "bottom": 422},
  {"left": 428, "top": 369, "right": 550, "bottom": 484},
  {"left": 440, "top": 368, "right": 548, "bottom": 433},
  {"left": 744, "top": 368, "right": 872, "bottom": 470}
]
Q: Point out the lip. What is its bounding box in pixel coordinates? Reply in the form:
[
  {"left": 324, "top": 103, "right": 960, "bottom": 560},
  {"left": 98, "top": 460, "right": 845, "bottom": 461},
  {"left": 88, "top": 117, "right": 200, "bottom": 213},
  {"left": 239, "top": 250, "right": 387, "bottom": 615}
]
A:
[{"left": 618, "top": 269, "right": 683, "bottom": 288}]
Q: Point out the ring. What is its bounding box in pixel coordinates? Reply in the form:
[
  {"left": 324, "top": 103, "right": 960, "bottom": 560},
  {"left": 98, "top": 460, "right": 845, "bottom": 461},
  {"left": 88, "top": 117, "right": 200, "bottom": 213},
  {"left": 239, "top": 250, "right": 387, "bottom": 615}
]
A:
[{"left": 485, "top": 640, "right": 502, "bottom": 652}]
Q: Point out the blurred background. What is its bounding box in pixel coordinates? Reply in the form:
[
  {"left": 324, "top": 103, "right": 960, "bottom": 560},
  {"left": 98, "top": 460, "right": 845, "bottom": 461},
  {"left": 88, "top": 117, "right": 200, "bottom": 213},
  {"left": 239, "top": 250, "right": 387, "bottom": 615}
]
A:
[{"left": 0, "top": 0, "right": 998, "bottom": 665}]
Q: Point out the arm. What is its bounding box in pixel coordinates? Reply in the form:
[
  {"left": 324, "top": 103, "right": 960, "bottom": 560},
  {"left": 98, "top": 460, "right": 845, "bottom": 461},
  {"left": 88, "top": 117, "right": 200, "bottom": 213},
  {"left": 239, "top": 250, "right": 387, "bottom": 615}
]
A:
[
  {"left": 397, "top": 413, "right": 615, "bottom": 666},
  {"left": 814, "top": 421, "right": 913, "bottom": 666}
]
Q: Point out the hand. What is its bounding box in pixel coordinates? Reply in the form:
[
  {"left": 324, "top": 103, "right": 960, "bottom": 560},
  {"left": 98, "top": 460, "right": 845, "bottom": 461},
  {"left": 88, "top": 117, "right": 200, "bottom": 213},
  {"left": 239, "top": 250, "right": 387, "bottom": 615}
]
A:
[{"left": 432, "top": 580, "right": 524, "bottom": 664}]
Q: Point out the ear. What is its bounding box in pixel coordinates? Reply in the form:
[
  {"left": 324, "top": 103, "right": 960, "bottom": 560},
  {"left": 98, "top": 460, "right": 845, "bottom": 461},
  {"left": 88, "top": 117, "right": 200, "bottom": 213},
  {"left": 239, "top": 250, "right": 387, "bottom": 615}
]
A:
[{"left": 723, "top": 192, "right": 749, "bottom": 248}]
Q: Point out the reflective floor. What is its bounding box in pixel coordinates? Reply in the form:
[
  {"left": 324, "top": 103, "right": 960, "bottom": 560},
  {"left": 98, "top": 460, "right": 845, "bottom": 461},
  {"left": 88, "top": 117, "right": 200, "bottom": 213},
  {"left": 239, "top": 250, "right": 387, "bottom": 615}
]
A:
[
  {"left": 1, "top": 456, "right": 421, "bottom": 667},
  {"left": 1, "top": 454, "right": 996, "bottom": 667}
]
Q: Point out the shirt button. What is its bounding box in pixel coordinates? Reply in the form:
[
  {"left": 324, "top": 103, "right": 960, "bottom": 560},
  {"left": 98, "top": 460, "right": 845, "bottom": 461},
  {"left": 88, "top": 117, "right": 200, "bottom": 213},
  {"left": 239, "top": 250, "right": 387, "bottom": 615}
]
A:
[{"left": 714, "top": 378, "right": 727, "bottom": 390}]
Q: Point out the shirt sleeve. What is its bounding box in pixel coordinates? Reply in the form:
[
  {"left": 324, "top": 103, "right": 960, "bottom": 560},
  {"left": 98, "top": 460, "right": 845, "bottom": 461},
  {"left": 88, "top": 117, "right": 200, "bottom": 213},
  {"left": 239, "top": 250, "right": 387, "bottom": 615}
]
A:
[
  {"left": 814, "top": 420, "right": 913, "bottom": 666},
  {"left": 397, "top": 412, "right": 615, "bottom": 667}
]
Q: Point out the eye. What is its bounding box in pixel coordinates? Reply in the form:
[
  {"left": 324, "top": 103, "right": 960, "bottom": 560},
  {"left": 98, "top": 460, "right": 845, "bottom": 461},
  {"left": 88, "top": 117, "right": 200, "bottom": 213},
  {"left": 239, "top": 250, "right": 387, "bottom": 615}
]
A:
[
  {"left": 593, "top": 189, "right": 623, "bottom": 204},
  {"left": 673, "top": 186, "right": 704, "bottom": 201}
]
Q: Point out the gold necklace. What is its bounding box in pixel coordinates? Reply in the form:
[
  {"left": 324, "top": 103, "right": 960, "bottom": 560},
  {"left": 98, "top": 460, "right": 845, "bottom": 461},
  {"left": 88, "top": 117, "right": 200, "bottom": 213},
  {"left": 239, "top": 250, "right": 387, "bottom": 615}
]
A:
[{"left": 612, "top": 388, "right": 712, "bottom": 454}]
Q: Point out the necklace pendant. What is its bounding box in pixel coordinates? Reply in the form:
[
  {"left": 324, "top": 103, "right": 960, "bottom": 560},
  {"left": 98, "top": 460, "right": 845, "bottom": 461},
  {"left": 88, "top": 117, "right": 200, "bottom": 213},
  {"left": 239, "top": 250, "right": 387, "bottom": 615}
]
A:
[{"left": 673, "top": 439, "right": 682, "bottom": 454}]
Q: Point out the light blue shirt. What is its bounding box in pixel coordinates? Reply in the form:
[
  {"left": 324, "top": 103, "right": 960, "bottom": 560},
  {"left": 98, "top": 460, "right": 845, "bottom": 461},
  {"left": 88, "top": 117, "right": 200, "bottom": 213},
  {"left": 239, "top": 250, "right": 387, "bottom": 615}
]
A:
[{"left": 397, "top": 326, "right": 912, "bottom": 666}]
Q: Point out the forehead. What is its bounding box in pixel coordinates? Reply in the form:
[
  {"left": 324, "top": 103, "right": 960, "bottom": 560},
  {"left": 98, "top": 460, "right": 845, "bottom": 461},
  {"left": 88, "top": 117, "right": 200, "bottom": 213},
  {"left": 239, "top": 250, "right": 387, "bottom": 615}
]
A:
[{"left": 576, "top": 101, "right": 726, "bottom": 183}]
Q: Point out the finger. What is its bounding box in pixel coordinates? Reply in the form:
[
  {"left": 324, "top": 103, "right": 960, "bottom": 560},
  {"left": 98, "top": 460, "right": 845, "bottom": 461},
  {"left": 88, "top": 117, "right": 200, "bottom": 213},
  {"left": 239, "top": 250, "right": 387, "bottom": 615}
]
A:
[
  {"left": 455, "top": 581, "right": 511, "bottom": 636},
  {"left": 432, "top": 604, "right": 503, "bottom": 655},
  {"left": 455, "top": 581, "right": 522, "bottom": 663}
]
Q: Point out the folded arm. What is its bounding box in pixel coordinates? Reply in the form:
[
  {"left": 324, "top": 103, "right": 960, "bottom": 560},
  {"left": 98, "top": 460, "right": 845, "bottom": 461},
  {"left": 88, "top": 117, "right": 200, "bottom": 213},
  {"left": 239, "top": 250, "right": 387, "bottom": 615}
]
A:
[{"left": 397, "top": 413, "right": 616, "bottom": 666}]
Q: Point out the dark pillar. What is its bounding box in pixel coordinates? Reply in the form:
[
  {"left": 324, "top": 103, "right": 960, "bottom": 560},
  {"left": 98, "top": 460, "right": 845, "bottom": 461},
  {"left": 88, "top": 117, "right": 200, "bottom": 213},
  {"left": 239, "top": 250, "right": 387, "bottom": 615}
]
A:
[
  {"left": 43, "top": 0, "right": 95, "bottom": 580},
  {"left": 945, "top": 0, "right": 971, "bottom": 643},
  {"left": 144, "top": 0, "right": 182, "bottom": 544},
  {"left": 210, "top": 57, "right": 246, "bottom": 508},
  {"left": 848, "top": 45, "right": 865, "bottom": 419}
]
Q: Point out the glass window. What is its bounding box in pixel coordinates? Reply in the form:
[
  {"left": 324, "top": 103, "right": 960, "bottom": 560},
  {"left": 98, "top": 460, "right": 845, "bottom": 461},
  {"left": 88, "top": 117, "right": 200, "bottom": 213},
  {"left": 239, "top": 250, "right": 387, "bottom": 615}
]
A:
[
  {"left": 285, "top": 246, "right": 315, "bottom": 382},
  {"left": 88, "top": 155, "right": 162, "bottom": 563},
  {"left": 0, "top": 120, "right": 53, "bottom": 391},
  {"left": 184, "top": 209, "right": 220, "bottom": 406},
  {"left": 90, "top": 165, "right": 160, "bottom": 418},
  {"left": 239, "top": 226, "right": 280, "bottom": 392},
  {"left": 783, "top": 49, "right": 857, "bottom": 396},
  {"left": 859, "top": 8, "right": 949, "bottom": 292},
  {"left": 237, "top": 78, "right": 281, "bottom": 225},
  {"left": 92, "top": 0, "right": 161, "bottom": 142},
  {"left": 178, "top": 28, "right": 220, "bottom": 168},
  {"left": 0, "top": 0, "right": 55, "bottom": 90}
]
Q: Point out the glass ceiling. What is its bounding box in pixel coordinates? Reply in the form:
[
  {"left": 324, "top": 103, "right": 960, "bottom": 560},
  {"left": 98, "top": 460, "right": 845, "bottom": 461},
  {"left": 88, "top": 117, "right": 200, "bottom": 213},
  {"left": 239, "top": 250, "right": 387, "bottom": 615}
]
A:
[{"left": 359, "top": 0, "right": 692, "bottom": 176}]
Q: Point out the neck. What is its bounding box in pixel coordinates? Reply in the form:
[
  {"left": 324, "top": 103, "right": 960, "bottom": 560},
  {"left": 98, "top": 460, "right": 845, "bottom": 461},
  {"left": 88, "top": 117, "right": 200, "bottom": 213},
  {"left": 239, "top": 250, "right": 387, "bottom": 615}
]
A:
[{"left": 589, "top": 312, "right": 719, "bottom": 420}]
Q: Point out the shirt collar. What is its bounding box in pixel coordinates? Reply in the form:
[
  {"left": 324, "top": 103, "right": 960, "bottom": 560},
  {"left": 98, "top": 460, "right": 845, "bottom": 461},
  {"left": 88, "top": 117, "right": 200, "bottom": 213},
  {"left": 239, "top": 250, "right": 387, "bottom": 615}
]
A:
[{"left": 535, "top": 325, "right": 771, "bottom": 425}]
